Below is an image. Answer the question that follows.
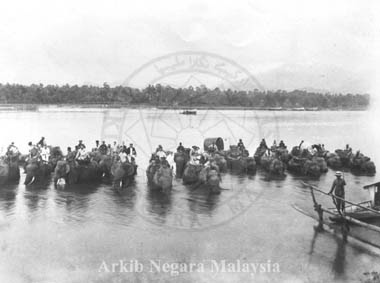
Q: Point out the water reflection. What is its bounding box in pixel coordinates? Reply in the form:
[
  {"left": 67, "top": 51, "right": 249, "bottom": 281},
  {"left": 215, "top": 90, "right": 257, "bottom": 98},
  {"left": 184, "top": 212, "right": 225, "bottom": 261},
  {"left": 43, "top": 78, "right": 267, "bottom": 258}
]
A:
[
  {"left": 24, "top": 180, "right": 50, "bottom": 214},
  {"left": 332, "top": 237, "right": 347, "bottom": 278},
  {"left": 145, "top": 188, "right": 173, "bottom": 225},
  {"left": 186, "top": 183, "right": 221, "bottom": 216},
  {"left": 0, "top": 184, "right": 18, "bottom": 215},
  {"left": 54, "top": 183, "right": 99, "bottom": 223}
]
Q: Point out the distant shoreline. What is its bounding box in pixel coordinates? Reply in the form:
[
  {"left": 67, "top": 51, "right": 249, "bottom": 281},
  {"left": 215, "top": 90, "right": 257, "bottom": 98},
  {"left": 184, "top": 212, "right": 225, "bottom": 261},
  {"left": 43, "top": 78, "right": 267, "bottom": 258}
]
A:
[{"left": 0, "top": 104, "right": 368, "bottom": 111}]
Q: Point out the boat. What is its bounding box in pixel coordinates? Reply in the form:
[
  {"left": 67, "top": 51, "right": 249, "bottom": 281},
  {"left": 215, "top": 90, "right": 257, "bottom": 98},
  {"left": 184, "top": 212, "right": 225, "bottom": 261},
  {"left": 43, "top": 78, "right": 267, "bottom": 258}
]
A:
[
  {"left": 291, "top": 107, "right": 305, "bottom": 111},
  {"left": 293, "top": 181, "right": 380, "bottom": 252},
  {"left": 305, "top": 107, "right": 319, "bottom": 111},
  {"left": 180, "top": 109, "right": 197, "bottom": 115},
  {"left": 328, "top": 181, "right": 380, "bottom": 222}
]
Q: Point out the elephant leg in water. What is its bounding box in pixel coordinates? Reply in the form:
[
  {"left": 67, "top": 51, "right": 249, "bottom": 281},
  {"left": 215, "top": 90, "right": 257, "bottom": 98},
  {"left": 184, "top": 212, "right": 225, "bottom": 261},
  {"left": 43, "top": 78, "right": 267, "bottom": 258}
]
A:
[
  {"left": 174, "top": 156, "right": 186, "bottom": 178},
  {"left": 112, "top": 163, "right": 134, "bottom": 189}
]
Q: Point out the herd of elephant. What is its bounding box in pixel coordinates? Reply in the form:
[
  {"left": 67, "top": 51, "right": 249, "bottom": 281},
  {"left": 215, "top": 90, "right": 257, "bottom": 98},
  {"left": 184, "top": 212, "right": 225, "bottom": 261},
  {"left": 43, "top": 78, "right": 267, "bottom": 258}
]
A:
[
  {"left": 0, "top": 141, "right": 376, "bottom": 193},
  {"left": 253, "top": 142, "right": 376, "bottom": 177},
  {"left": 149, "top": 141, "right": 376, "bottom": 193},
  {"left": 0, "top": 147, "right": 138, "bottom": 188}
]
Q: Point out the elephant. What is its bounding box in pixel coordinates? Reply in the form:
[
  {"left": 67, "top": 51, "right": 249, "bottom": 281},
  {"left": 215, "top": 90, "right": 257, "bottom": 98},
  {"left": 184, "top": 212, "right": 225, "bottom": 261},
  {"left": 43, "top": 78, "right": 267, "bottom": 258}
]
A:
[
  {"left": 326, "top": 153, "right": 343, "bottom": 169},
  {"left": 198, "top": 166, "right": 221, "bottom": 193},
  {"left": 98, "top": 154, "right": 113, "bottom": 178},
  {"left": 174, "top": 151, "right": 189, "bottom": 178},
  {"left": 260, "top": 155, "right": 285, "bottom": 175},
  {"left": 287, "top": 156, "right": 325, "bottom": 178},
  {"left": 360, "top": 161, "right": 376, "bottom": 175},
  {"left": 335, "top": 149, "right": 353, "bottom": 167},
  {"left": 287, "top": 157, "right": 306, "bottom": 174},
  {"left": 313, "top": 157, "right": 328, "bottom": 173},
  {"left": 53, "top": 160, "right": 102, "bottom": 186},
  {"left": 227, "top": 156, "right": 256, "bottom": 173},
  {"left": 24, "top": 159, "right": 52, "bottom": 185},
  {"left": 146, "top": 163, "right": 173, "bottom": 192},
  {"left": 209, "top": 153, "right": 227, "bottom": 172},
  {"left": 303, "top": 159, "right": 322, "bottom": 178},
  {"left": 274, "top": 148, "right": 291, "bottom": 164},
  {"left": 254, "top": 146, "right": 267, "bottom": 164},
  {"left": 0, "top": 154, "right": 20, "bottom": 184},
  {"left": 111, "top": 161, "right": 137, "bottom": 188},
  {"left": 182, "top": 163, "right": 203, "bottom": 184},
  {"left": 351, "top": 152, "right": 376, "bottom": 175},
  {"left": 49, "top": 146, "right": 64, "bottom": 170}
]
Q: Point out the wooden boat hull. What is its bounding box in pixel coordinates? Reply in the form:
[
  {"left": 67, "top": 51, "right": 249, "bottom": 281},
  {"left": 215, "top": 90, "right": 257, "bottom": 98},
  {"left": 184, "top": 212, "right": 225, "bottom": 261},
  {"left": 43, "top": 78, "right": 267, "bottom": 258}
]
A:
[{"left": 293, "top": 204, "right": 380, "bottom": 252}]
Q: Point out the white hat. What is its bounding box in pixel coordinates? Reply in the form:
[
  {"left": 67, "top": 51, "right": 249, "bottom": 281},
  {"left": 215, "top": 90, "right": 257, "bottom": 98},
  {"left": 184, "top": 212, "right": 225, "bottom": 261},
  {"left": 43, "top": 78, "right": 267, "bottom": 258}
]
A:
[{"left": 335, "top": 171, "right": 343, "bottom": 177}]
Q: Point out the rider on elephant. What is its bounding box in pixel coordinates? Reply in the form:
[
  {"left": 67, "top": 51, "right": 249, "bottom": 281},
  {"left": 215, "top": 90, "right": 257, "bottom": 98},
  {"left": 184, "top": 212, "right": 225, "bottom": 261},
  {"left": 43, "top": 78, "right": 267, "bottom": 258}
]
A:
[
  {"left": 278, "top": 140, "right": 286, "bottom": 149},
  {"left": 98, "top": 141, "right": 108, "bottom": 155},
  {"left": 126, "top": 143, "right": 136, "bottom": 158},
  {"left": 40, "top": 144, "right": 50, "bottom": 164},
  {"left": 6, "top": 142, "right": 19, "bottom": 156},
  {"left": 177, "top": 142, "right": 185, "bottom": 152},
  {"left": 76, "top": 144, "right": 90, "bottom": 165},
  {"left": 237, "top": 139, "right": 245, "bottom": 151}
]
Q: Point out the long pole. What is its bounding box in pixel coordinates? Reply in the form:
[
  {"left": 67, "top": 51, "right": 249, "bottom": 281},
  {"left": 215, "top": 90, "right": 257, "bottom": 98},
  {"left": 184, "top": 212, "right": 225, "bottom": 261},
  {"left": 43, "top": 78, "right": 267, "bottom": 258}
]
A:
[
  {"left": 301, "top": 181, "right": 380, "bottom": 216},
  {"left": 319, "top": 205, "right": 380, "bottom": 234}
]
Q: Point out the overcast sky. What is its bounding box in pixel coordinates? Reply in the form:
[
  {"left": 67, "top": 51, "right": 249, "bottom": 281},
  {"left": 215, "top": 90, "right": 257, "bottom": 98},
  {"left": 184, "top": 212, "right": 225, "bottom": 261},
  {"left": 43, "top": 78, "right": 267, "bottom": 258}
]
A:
[{"left": 0, "top": 0, "right": 379, "bottom": 94}]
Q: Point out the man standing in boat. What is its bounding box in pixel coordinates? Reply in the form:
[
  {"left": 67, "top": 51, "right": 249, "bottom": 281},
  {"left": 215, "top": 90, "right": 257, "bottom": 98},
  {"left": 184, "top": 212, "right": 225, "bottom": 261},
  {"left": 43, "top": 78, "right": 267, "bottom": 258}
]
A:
[{"left": 328, "top": 171, "right": 347, "bottom": 214}]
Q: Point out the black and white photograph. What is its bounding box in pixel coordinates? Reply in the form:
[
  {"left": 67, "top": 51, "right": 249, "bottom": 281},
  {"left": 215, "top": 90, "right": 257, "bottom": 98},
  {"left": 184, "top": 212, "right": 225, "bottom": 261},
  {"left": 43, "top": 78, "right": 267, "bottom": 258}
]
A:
[{"left": 0, "top": 0, "right": 379, "bottom": 282}]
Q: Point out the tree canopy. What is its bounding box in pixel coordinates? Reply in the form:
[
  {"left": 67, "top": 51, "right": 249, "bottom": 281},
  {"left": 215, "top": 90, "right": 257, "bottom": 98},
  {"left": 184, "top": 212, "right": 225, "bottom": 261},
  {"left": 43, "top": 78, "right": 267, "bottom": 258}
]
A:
[{"left": 0, "top": 83, "right": 370, "bottom": 109}]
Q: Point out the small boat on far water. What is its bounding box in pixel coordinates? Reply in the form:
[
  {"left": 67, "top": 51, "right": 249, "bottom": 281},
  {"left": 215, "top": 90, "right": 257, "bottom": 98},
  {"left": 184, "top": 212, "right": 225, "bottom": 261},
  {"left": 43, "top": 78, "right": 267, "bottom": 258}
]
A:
[
  {"left": 291, "top": 107, "right": 305, "bottom": 111},
  {"left": 180, "top": 109, "right": 197, "bottom": 115},
  {"left": 305, "top": 107, "right": 319, "bottom": 111}
]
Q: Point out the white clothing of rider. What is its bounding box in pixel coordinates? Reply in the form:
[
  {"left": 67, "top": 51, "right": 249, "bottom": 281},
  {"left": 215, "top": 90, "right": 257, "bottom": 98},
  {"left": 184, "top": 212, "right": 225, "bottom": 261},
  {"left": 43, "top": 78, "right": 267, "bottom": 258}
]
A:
[
  {"left": 76, "top": 148, "right": 87, "bottom": 160},
  {"left": 41, "top": 146, "right": 50, "bottom": 163},
  {"left": 156, "top": 150, "right": 166, "bottom": 159},
  {"left": 119, "top": 151, "right": 128, "bottom": 163}
]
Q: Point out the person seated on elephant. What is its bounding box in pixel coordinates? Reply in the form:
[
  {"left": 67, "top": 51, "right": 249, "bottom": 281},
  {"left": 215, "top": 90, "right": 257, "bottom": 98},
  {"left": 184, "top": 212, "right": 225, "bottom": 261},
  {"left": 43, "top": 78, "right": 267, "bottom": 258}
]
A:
[
  {"left": 126, "top": 143, "right": 137, "bottom": 158},
  {"left": 270, "top": 140, "right": 277, "bottom": 151},
  {"left": 312, "top": 144, "right": 322, "bottom": 153},
  {"left": 237, "top": 139, "right": 245, "bottom": 151},
  {"left": 177, "top": 142, "right": 185, "bottom": 152},
  {"left": 160, "top": 156, "right": 170, "bottom": 167},
  {"left": 37, "top": 136, "right": 46, "bottom": 148},
  {"left": 77, "top": 140, "right": 86, "bottom": 150},
  {"left": 66, "top": 147, "right": 76, "bottom": 163},
  {"left": 189, "top": 146, "right": 201, "bottom": 165},
  {"left": 76, "top": 144, "right": 89, "bottom": 164},
  {"left": 6, "top": 142, "right": 19, "bottom": 156},
  {"left": 111, "top": 141, "right": 118, "bottom": 154},
  {"left": 27, "top": 142, "right": 40, "bottom": 159},
  {"left": 278, "top": 140, "right": 286, "bottom": 149},
  {"left": 207, "top": 143, "right": 217, "bottom": 153},
  {"left": 345, "top": 144, "right": 352, "bottom": 153},
  {"left": 156, "top": 145, "right": 166, "bottom": 159},
  {"left": 98, "top": 141, "right": 108, "bottom": 155},
  {"left": 199, "top": 153, "right": 209, "bottom": 165},
  {"left": 107, "top": 144, "right": 112, "bottom": 155},
  {"left": 259, "top": 139, "right": 268, "bottom": 150},
  {"left": 40, "top": 144, "right": 50, "bottom": 164},
  {"left": 95, "top": 140, "right": 100, "bottom": 150},
  {"left": 119, "top": 149, "right": 129, "bottom": 164}
]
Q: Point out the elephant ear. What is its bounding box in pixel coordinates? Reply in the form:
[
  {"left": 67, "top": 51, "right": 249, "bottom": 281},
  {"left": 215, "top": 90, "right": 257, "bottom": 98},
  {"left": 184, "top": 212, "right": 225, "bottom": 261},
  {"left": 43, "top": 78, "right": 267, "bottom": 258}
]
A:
[{"left": 65, "top": 164, "right": 70, "bottom": 174}]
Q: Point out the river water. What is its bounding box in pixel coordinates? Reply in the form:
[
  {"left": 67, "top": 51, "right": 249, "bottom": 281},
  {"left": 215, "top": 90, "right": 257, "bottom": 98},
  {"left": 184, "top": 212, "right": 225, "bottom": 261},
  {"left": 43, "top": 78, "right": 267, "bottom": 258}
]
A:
[{"left": 0, "top": 108, "right": 379, "bottom": 283}]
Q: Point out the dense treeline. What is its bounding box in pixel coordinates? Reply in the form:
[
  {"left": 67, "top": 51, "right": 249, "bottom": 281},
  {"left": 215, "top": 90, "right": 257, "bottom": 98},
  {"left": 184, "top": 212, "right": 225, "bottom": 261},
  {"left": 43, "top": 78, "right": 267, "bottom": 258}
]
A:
[{"left": 0, "top": 83, "right": 370, "bottom": 109}]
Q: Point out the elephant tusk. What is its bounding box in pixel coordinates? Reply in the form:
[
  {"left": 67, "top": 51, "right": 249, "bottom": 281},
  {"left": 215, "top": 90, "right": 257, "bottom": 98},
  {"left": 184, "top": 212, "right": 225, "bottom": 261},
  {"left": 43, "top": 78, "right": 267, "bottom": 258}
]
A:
[{"left": 26, "top": 176, "right": 35, "bottom": 186}]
